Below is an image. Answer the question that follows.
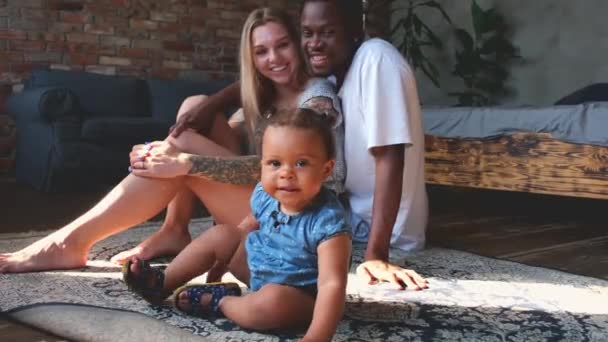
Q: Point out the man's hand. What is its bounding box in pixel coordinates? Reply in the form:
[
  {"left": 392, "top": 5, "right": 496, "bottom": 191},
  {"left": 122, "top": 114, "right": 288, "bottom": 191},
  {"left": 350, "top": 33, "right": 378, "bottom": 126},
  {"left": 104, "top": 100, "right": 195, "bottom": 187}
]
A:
[
  {"left": 169, "top": 107, "right": 211, "bottom": 138},
  {"left": 356, "top": 259, "right": 428, "bottom": 291},
  {"left": 169, "top": 81, "right": 242, "bottom": 138},
  {"left": 130, "top": 141, "right": 192, "bottom": 178}
]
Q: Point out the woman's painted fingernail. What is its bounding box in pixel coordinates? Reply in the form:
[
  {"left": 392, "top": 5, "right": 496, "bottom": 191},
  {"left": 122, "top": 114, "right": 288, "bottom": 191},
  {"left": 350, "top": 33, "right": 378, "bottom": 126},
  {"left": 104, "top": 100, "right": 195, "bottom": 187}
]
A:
[
  {"left": 144, "top": 141, "right": 151, "bottom": 145},
  {"left": 128, "top": 166, "right": 133, "bottom": 173}
]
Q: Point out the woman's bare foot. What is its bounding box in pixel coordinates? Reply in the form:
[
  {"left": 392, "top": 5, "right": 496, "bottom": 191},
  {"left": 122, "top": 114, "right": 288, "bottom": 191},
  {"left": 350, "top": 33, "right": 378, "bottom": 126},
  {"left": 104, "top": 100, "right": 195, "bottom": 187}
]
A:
[
  {"left": 0, "top": 234, "right": 88, "bottom": 273},
  {"left": 111, "top": 226, "right": 191, "bottom": 264}
]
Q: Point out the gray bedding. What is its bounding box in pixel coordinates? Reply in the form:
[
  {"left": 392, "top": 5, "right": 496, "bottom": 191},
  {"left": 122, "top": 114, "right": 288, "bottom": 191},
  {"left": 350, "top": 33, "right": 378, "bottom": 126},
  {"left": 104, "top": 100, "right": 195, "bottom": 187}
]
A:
[{"left": 423, "top": 102, "right": 608, "bottom": 147}]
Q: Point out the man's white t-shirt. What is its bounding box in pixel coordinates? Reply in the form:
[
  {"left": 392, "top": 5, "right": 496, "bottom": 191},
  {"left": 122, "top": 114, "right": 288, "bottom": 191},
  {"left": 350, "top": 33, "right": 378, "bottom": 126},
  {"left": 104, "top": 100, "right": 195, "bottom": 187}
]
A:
[{"left": 338, "top": 38, "right": 428, "bottom": 251}]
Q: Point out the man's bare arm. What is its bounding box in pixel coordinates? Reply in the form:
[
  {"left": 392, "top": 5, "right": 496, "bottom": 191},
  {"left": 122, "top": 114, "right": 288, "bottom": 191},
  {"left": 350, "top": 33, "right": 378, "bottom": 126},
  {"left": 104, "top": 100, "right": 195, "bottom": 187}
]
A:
[
  {"left": 354, "top": 143, "right": 428, "bottom": 291},
  {"left": 366, "top": 144, "right": 405, "bottom": 261},
  {"left": 170, "top": 81, "right": 242, "bottom": 137},
  {"left": 186, "top": 154, "right": 260, "bottom": 185}
]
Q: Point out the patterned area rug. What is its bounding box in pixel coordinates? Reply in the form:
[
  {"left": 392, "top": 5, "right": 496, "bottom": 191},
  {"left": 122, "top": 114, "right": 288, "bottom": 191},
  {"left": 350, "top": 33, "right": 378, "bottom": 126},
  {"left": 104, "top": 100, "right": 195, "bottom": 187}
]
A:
[{"left": 1, "top": 218, "right": 608, "bottom": 342}]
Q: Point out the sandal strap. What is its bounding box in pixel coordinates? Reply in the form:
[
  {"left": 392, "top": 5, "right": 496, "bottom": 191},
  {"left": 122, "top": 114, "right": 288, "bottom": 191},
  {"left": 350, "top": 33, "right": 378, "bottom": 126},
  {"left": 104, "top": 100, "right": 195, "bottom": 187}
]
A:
[
  {"left": 122, "top": 258, "right": 166, "bottom": 305},
  {"left": 176, "top": 283, "right": 241, "bottom": 317}
]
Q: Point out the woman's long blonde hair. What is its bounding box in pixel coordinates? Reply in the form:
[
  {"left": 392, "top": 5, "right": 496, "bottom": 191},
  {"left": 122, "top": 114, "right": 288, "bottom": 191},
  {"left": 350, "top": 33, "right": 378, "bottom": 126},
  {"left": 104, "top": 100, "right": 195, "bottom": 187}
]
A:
[{"left": 239, "top": 7, "right": 308, "bottom": 148}]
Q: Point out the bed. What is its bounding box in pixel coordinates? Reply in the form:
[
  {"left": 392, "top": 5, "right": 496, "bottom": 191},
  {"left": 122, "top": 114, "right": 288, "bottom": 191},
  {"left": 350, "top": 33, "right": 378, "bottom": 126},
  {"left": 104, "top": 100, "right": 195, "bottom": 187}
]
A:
[{"left": 422, "top": 103, "right": 608, "bottom": 200}]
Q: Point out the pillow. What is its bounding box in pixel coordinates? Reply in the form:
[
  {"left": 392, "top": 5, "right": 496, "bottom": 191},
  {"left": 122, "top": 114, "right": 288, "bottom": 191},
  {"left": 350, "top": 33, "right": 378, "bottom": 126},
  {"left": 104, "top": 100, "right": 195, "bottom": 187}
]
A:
[
  {"left": 555, "top": 83, "right": 608, "bottom": 105},
  {"left": 39, "top": 87, "right": 80, "bottom": 122},
  {"left": 7, "top": 86, "right": 80, "bottom": 122}
]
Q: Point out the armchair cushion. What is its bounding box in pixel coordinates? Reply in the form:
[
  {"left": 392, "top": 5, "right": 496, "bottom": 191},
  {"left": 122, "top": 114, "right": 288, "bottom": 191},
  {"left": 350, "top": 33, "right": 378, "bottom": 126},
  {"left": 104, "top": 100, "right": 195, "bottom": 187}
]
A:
[{"left": 81, "top": 117, "right": 169, "bottom": 144}]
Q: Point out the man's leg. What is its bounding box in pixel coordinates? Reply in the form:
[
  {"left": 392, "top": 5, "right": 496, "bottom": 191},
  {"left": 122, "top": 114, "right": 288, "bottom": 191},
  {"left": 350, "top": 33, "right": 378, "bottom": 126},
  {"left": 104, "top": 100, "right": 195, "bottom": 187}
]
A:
[{"left": 111, "top": 95, "right": 242, "bottom": 263}]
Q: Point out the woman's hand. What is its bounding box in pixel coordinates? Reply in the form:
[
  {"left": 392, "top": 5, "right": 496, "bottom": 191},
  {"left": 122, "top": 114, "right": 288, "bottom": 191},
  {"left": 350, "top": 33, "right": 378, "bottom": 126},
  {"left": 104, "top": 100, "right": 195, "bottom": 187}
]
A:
[{"left": 129, "top": 141, "right": 192, "bottom": 178}]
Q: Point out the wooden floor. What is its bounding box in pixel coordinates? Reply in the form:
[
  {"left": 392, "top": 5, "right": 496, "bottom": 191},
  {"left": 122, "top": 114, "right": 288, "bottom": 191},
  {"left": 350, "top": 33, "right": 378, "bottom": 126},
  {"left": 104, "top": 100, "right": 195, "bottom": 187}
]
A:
[
  {"left": 1, "top": 177, "right": 607, "bottom": 341},
  {"left": 427, "top": 185, "right": 608, "bottom": 280}
]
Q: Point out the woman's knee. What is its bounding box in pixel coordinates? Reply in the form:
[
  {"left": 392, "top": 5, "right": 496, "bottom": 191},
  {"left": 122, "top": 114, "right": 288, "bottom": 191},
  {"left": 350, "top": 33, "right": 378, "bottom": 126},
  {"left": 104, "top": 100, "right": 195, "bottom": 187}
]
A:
[{"left": 177, "top": 95, "right": 208, "bottom": 118}]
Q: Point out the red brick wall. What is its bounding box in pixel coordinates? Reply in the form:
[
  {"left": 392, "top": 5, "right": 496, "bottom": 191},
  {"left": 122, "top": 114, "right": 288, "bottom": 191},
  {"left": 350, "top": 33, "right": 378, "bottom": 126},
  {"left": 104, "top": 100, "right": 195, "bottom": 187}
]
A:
[{"left": 0, "top": 0, "right": 298, "bottom": 91}]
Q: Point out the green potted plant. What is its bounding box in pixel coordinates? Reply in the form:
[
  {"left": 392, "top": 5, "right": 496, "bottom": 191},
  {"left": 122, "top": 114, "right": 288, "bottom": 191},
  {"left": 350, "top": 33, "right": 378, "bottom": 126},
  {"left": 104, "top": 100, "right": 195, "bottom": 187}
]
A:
[
  {"left": 449, "top": 0, "right": 521, "bottom": 106},
  {"left": 365, "top": 0, "right": 452, "bottom": 88}
]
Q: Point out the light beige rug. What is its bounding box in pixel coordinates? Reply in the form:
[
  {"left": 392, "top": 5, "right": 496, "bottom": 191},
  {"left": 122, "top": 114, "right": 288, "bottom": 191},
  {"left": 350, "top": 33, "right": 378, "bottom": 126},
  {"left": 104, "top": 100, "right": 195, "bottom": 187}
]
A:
[{"left": 1, "top": 218, "right": 608, "bottom": 341}]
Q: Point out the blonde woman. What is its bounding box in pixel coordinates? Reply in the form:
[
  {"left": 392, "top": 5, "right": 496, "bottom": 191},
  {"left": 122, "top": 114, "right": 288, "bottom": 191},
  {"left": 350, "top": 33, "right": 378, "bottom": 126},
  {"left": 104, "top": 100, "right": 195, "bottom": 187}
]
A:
[{"left": 0, "top": 7, "right": 344, "bottom": 274}]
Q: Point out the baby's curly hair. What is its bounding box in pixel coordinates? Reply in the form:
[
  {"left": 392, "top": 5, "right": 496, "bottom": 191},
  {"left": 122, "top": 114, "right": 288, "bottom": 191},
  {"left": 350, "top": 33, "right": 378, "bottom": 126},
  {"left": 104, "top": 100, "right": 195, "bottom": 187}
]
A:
[{"left": 259, "top": 108, "right": 336, "bottom": 160}]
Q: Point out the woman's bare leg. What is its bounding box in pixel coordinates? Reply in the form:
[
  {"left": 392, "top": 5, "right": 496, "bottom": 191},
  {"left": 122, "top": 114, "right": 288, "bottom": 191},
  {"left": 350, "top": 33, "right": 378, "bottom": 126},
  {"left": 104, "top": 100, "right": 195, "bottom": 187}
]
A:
[
  {"left": 0, "top": 170, "right": 253, "bottom": 273},
  {"left": 0, "top": 104, "right": 251, "bottom": 273},
  {"left": 0, "top": 175, "right": 185, "bottom": 273},
  {"left": 111, "top": 95, "right": 241, "bottom": 263},
  {"left": 108, "top": 188, "right": 196, "bottom": 264}
]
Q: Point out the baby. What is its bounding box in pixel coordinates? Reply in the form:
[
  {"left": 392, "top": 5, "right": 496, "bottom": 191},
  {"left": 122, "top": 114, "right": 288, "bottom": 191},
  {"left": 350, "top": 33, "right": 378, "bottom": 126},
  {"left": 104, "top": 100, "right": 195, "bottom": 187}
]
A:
[{"left": 123, "top": 108, "right": 352, "bottom": 341}]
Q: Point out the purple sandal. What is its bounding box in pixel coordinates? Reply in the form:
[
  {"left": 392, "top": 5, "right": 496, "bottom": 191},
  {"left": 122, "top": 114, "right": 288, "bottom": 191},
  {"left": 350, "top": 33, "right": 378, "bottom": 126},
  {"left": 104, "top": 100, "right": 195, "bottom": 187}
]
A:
[{"left": 174, "top": 282, "right": 242, "bottom": 317}]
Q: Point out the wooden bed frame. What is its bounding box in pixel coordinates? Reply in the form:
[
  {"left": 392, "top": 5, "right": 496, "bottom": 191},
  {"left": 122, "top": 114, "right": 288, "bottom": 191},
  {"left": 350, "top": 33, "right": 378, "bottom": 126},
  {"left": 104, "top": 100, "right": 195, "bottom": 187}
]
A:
[{"left": 424, "top": 133, "right": 608, "bottom": 200}]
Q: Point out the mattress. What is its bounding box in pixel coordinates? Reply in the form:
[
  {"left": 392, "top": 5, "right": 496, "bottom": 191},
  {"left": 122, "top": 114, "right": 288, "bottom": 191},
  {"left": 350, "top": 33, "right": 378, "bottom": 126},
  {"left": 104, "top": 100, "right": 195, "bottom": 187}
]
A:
[{"left": 423, "top": 102, "right": 608, "bottom": 147}]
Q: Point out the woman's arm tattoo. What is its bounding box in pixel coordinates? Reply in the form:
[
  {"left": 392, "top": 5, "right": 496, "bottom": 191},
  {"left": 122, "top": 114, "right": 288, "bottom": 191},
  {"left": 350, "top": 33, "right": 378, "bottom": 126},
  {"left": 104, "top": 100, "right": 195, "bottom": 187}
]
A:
[
  {"left": 186, "top": 154, "right": 261, "bottom": 185},
  {"left": 301, "top": 96, "right": 341, "bottom": 126}
]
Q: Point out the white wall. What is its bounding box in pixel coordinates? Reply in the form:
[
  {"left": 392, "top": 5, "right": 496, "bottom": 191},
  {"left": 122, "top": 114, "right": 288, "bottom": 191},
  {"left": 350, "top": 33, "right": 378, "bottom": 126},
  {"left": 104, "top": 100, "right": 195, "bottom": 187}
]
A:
[{"left": 393, "top": 0, "right": 608, "bottom": 106}]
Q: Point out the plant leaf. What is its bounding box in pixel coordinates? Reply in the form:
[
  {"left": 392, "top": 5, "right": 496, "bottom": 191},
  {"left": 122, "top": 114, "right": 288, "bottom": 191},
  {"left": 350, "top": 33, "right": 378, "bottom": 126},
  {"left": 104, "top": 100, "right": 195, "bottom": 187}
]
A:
[
  {"left": 413, "top": 14, "right": 423, "bottom": 36},
  {"left": 479, "top": 35, "right": 499, "bottom": 55},
  {"left": 471, "top": 0, "right": 485, "bottom": 38},
  {"left": 419, "top": 60, "right": 440, "bottom": 87},
  {"left": 418, "top": 19, "right": 443, "bottom": 49},
  {"left": 415, "top": 0, "right": 453, "bottom": 24},
  {"left": 390, "top": 18, "right": 404, "bottom": 36},
  {"left": 454, "top": 28, "right": 474, "bottom": 52}
]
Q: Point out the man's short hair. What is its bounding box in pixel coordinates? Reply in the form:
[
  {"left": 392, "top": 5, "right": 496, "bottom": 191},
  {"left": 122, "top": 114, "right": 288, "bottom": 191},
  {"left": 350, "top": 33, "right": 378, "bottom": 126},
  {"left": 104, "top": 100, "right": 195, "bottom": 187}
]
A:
[{"left": 301, "top": 0, "right": 364, "bottom": 41}]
